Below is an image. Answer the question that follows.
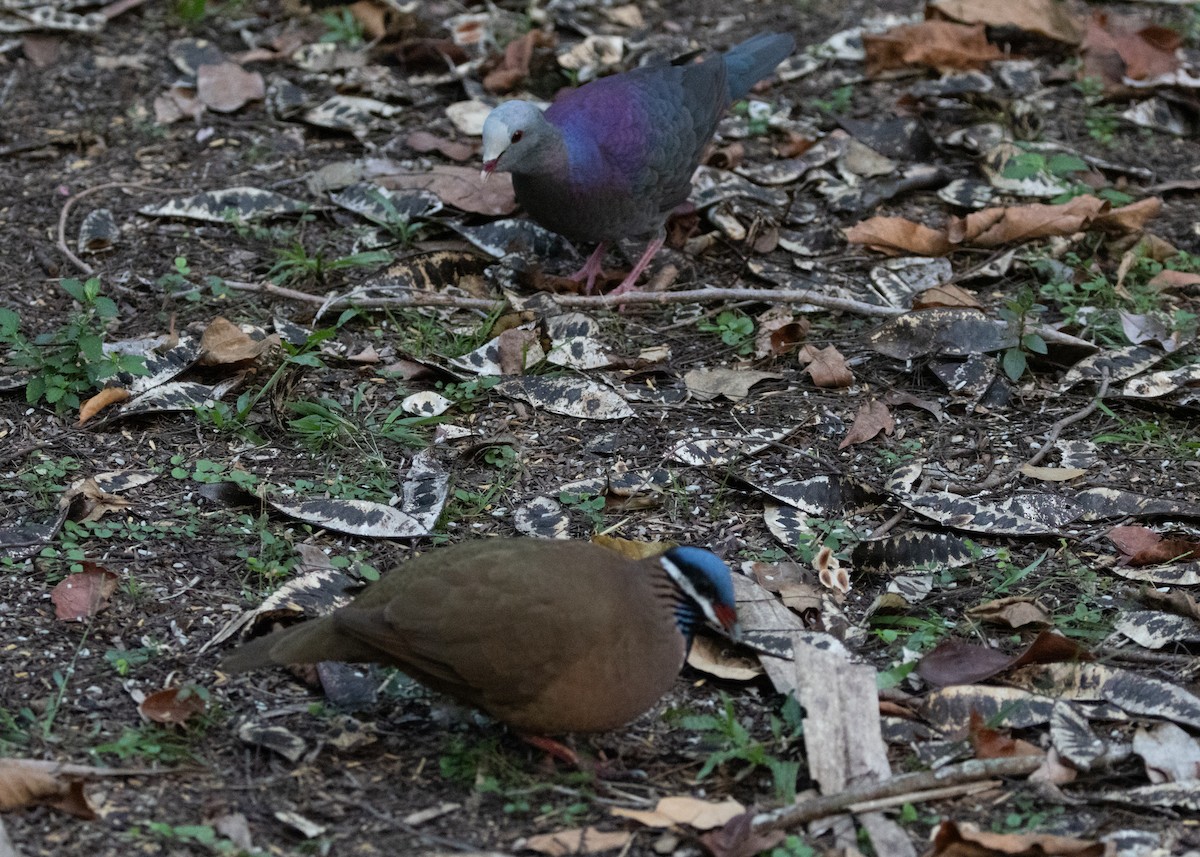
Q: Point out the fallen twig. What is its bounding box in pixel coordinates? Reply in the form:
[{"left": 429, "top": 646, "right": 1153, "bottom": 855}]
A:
[
  {"left": 749, "top": 755, "right": 1043, "bottom": 833},
  {"left": 57, "top": 181, "right": 177, "bottom": 275},
  {"left": 223, "top": 279, "right": 1096, "bottom": 350}
]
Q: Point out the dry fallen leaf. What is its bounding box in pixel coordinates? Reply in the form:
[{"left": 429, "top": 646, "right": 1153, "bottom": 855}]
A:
[
  {"left": 0, "top": 760, "right": 95, "bottom": 819},
  {"left": 800, "top": 344, "right": 854, "bottom": 388},
  {"left": 839, "top": 400, "right": 895, "bottom": 449},
  {"left": 405, "top": 130, "right": 477, "bottom": 162},
  {"left": 967, "top": 596, "right": 1053, "bottom": 629},
  {"left": 523, "top": 826, "right": 632, "bottom": 856},
  {"left": 139, "top": 685, "right": 209, "bottom": 725},
  {"left": 1081, "top": 11, "right": 1181, "bottom": 91},
  {"left": 196, "top": 62, "right": 265, "bottom": 113},
  {"left": 844, "top": 216, "right": 952, "bottom": 256},
  {"left": 928, "top": 0, "right": 1082, "bottom": 44},
  {"left": 970, "top": 710, "right": 1045, "bottom": 759},
  {"left": 913, "top": 283, "right": 981, "bottom": 309},
  {"left": 199, "top": 316, "right": 280, "bottom": 365},
  {"left": 78, "top": 386, "right": 131, "bottom": 425},
  {"left": 379, "top": 165, "right": 516, "bottom": 216},
  {"left": 51, "top": 565, "right": 118, "bottom": 621},
  {"left": 864, "top": 21, "right": 1003, "bottom": 75},
  {"left": 686, "top": 635, "right": 763, "bottom": 681},
  {"left": 613, "top": 796, "right": 745, "bottom": 830},
  {"left": 929, "top": 820, "right": 1106, "bottom": 856}
]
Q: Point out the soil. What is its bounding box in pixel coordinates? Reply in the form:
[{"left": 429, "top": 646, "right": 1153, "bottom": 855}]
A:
[{"left": 2, "top": 0, "right": 1199, "bottom": 855}]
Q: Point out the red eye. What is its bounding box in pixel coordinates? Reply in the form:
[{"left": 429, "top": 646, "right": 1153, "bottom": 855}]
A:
[{"left": 511, "top": 130, "right": 524, "bottom": 143}]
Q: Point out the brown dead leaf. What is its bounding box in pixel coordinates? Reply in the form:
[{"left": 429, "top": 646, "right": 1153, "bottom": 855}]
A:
[
  {"left": 967, "top": 596, "right": 1053, "bottom": 629},
  {"left": 495, "top": 328, "right": 541, "bottom": 376},
  {"left": 348, "top": 0, "right": 388, "bottom": 40},
  {"left": 78, "top": 386, "right": 131, "bottom": 425},
  {"left": 1081, "top": 12, "right": 1181, "bottom": 91},
  {"left": 1092, "top": 196, "right": 1161, "bottom": 233},
  {"left": 844, "top": 216, "right": 952, "bottom": 256},
  {"left": 154, "top": 85, "right": 202, "bottom": 124},
  {"left": 1020, "top": 464, "right": 1088, "bottom": 482},
  {"left": 863, "top": 21, "right": 1003, "bottom": 76},
  {"left": 948, "top": 196, "right": 1108, "bottom": 248},
  {"left": 701, "top": 811, "right": 787, "bottom": 857},
  {"left": 523, "top": 826, "right": 633, "bottom": 856},
  {"left": 51, "top": 564, "right": 118, "bottom": 621},
  {"left": 1148, "top": 269, "right": 1200, "bottom": 290},
  {"left": 0, "top": 760, "right": 95, "bottom": 819},
  {"left": 683, "top": 367, "right": 782, "bottom": 401},
  {"left": 754, "top": 307, "right": 808, "bottom": 358},
  {"left": 1110, "top": 525, "right": 1200, "bottom": 565},
  {"left": 686, "top": 634, "right": 763, "bottom": 681},
  {"left": 928, "top": 0, "right": 1083, "bottom": 44},
  {"left": 139, "top": 685, "right": 209, "bottom": 725},
  {"left": 196, "top": 62, "right": 265, "bottom": 113},
  {"left": 404, "top": 130, "right": 477, "bottom": 162},
  {"left": 1140, "top": 587, "right": 1200, "bottom": 622},
  {"left": 929, "top": 820, "right": 1106, "bottom": 856},
  {"left": 800, "top": 344, "right": 854, "bottom": 388},
  {"left": 379, "top": 165, "right": 516, "bottom": 216},
  {"left": 913, "top": 283, "right": 981, "bottom": 309},
  {"left": 612, "top": 796, "right": 745, "bottom": 830},
  {"left": 839, "top": 399, "right": 895, "bottom": 449},
  {"left": 60, "top": 477, "right": 131, "bottom": 523},
  {"left": 969, "top": 711, "right": 1045, "bottom": 760},
  {"left": 199, "top": 317, "right": 279, "bottom": 365},
  {"left": 482, "top": 29, "right": 553, "bottom": 94},
  {"left": 916, "top": 629, "right": 1092, "bottom": 687}
]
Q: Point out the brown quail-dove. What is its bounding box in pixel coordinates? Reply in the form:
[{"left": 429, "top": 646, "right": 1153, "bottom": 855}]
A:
[{"left": 222, "top": 539, "right": 740, "bottom": 738}]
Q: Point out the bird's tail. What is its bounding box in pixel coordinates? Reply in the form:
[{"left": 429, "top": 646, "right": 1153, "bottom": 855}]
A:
[
  {"left": 723, "top": 33, "right": 795, "bottom": 101},
  {"left": 220, "top": 616, "right": 373, "bottom": 673}
]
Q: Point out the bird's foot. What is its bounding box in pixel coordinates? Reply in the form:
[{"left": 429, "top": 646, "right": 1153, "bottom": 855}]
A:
[
  {"left": 606, "top": 234, "right": 665, "bottom": 298},
  {"left": 519, "top": 734, "right": 626, "bottom": 779},
  {"left": 567, "top": 242, "right": 609, "bottom": 295}
]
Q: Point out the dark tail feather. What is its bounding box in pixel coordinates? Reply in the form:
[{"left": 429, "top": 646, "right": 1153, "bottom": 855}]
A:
[
  {"left": 220, "top": 616, "right": 375, "bottom": 673},
  {"left": 723, "top": 32, "right": 795, "bottom": 100}
]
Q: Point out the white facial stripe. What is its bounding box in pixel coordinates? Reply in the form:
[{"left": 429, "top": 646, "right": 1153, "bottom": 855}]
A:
[{"left": 659, "top": 555, "right": 722, "bottom": 627}]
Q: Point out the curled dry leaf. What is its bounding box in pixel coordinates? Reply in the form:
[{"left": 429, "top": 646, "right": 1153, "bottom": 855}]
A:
[
  {"left": 844, "top": 216, "right": 952, "bottom": 256},
  {"left": 969, "top": 711, "right": 1045, "bottom": 760},
  {"left": 199, "top": 316, "right": 280, "bottom": 366},
  {"left": 967, "top": 596, "right": 1053, "bottom": 629},
  {"left": 51, "top": 565, "right": 118, "bottom": 621},
  {"left": 139, "top": 685, "right": 209, "bottom": 725},
  {"left": 814, "top": 546, "right": 850, "bottom": 594},
  {"left": 1081, "top": 11, "right": 1181, "bottom": 91},
  {"left": 839, "top": 400, "right": 895, "bottom": 449},
  {"left": 913, "top": 283, "right": 981, "bottom": 309},
  {"left": 799, "top": 344, "right": 854, "bottom": 388},
  {"left": 686, "top": 634, "right": 763, "bottom": 681},
  {"left": 78, "top": 386, "right": 131, "bottom": 425},
  {"left": 405, "top": 130, "right": 477, "bottom": 162},
  {"left": 863, "top": 21, "right": 1003, "bottom": 76},
  {"left": 523, "top": 827, "right": 632, "bottom": 856},
  {"left": 196, "top": 62, "right": 265, "bottom": 113},
  {"left": 0, "top": 760, "right": 96, "bottom": 819},
  {"left": 929, "top": 820, "right": 1106, "bottom": 857},
  {"left": 612, "top": 796, "right": 745, "bottom": 830},
  {"left": 482, "top": 29, "right": 553, "bottom": 93}
]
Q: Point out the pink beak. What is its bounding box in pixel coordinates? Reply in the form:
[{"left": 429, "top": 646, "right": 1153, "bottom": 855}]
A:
[{"left": 480, "top": 159, "right": 498, "bottom": 182}]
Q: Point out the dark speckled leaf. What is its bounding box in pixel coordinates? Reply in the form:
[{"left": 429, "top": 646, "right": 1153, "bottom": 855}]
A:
[
  {"left": 1059, "top": 344, "right": 1166, "bottom": 390},
  {"left": 868, "top": 308, "right": 1015, "bottom": 359},
  {"left": 268, "top": 497, "right": 428, "bottom": 538},
  {"left": 140, "top": 187, "right": 310, "bottom": 223},
  {"left": 852, "top": 532, "right": 975, "bottom": 575},
  {"left": 496, "top": 376, "right": 633, "bottom": 420},
  {"left": 513, "top": 497, "right": 570, "bottom": 539}
]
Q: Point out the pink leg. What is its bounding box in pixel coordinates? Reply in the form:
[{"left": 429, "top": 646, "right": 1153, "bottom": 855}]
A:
[
  {"left": 567, "top": 242, "right": 609, "bottom": 295},
  {"left": 608, "top": 234, "right": 665, "bottom": 296}
]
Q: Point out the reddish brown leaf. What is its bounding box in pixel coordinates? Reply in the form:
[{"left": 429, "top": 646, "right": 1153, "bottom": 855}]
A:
[
  {"left": 77, "top": 386, "right": 130, "bottom": 425},
  {"left": 51, "top": 566, "right": 118, "bottom": 621},
  {"left": 863, "top": 21, "right": 1003, "bottom": 76},
  {"left": 195, "top": 62, "right": 264, "bottom": 113},
  {"left": 377, "top": 165, "right": 516, "bottom": 216},
  {"left": 930, "top": 820, "right": 1107, "bottom": 856},
  {"left": 139, "top": 685, "right": 208, "bottom": 725},
  {"left": 968, "top": 711, "right": 1045, "bottom": 759},
  {"left": 481, "top": 30, "right": 553, "bottom": 94},
  {"left": 800, "top": 344, "right": 854, "bottom": 388},
  {"left": 1081, "top": 12, "right": 1181, "bottom": 91},
  {"left": 0, "top": 760, "right": 96, "bottom": 819},
  {"left": 405, "top": 130, "right": 477, "bottom": 162},
  {"left": 917, "top": 630, "right": 1092, "bottom": 687},
  {"left": 839, "top": 400, "right": 895, "bottom": 449},
  {"left": 1108, "top": 524, "right": 1162, "bottom": 557},
  {"left": 844, "top": 216, "right": 952, "bottom": 256},
  {"left": 913, "top": 283, "right": 981, "bottom": 309}
]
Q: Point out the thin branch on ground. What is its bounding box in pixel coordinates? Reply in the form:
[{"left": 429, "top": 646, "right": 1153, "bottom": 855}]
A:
[
  {"left": 57, "top": 181, "right": 176, "bottom": 275},
  {"left": 749, "top": 755, "right": 1044, "bottom": 833},
  {"left": 941, "top": 371, "right": 1111, "bottom": 493},
  {"left": 222, "top": 279, "right": 1096, "bottom": 350}
]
